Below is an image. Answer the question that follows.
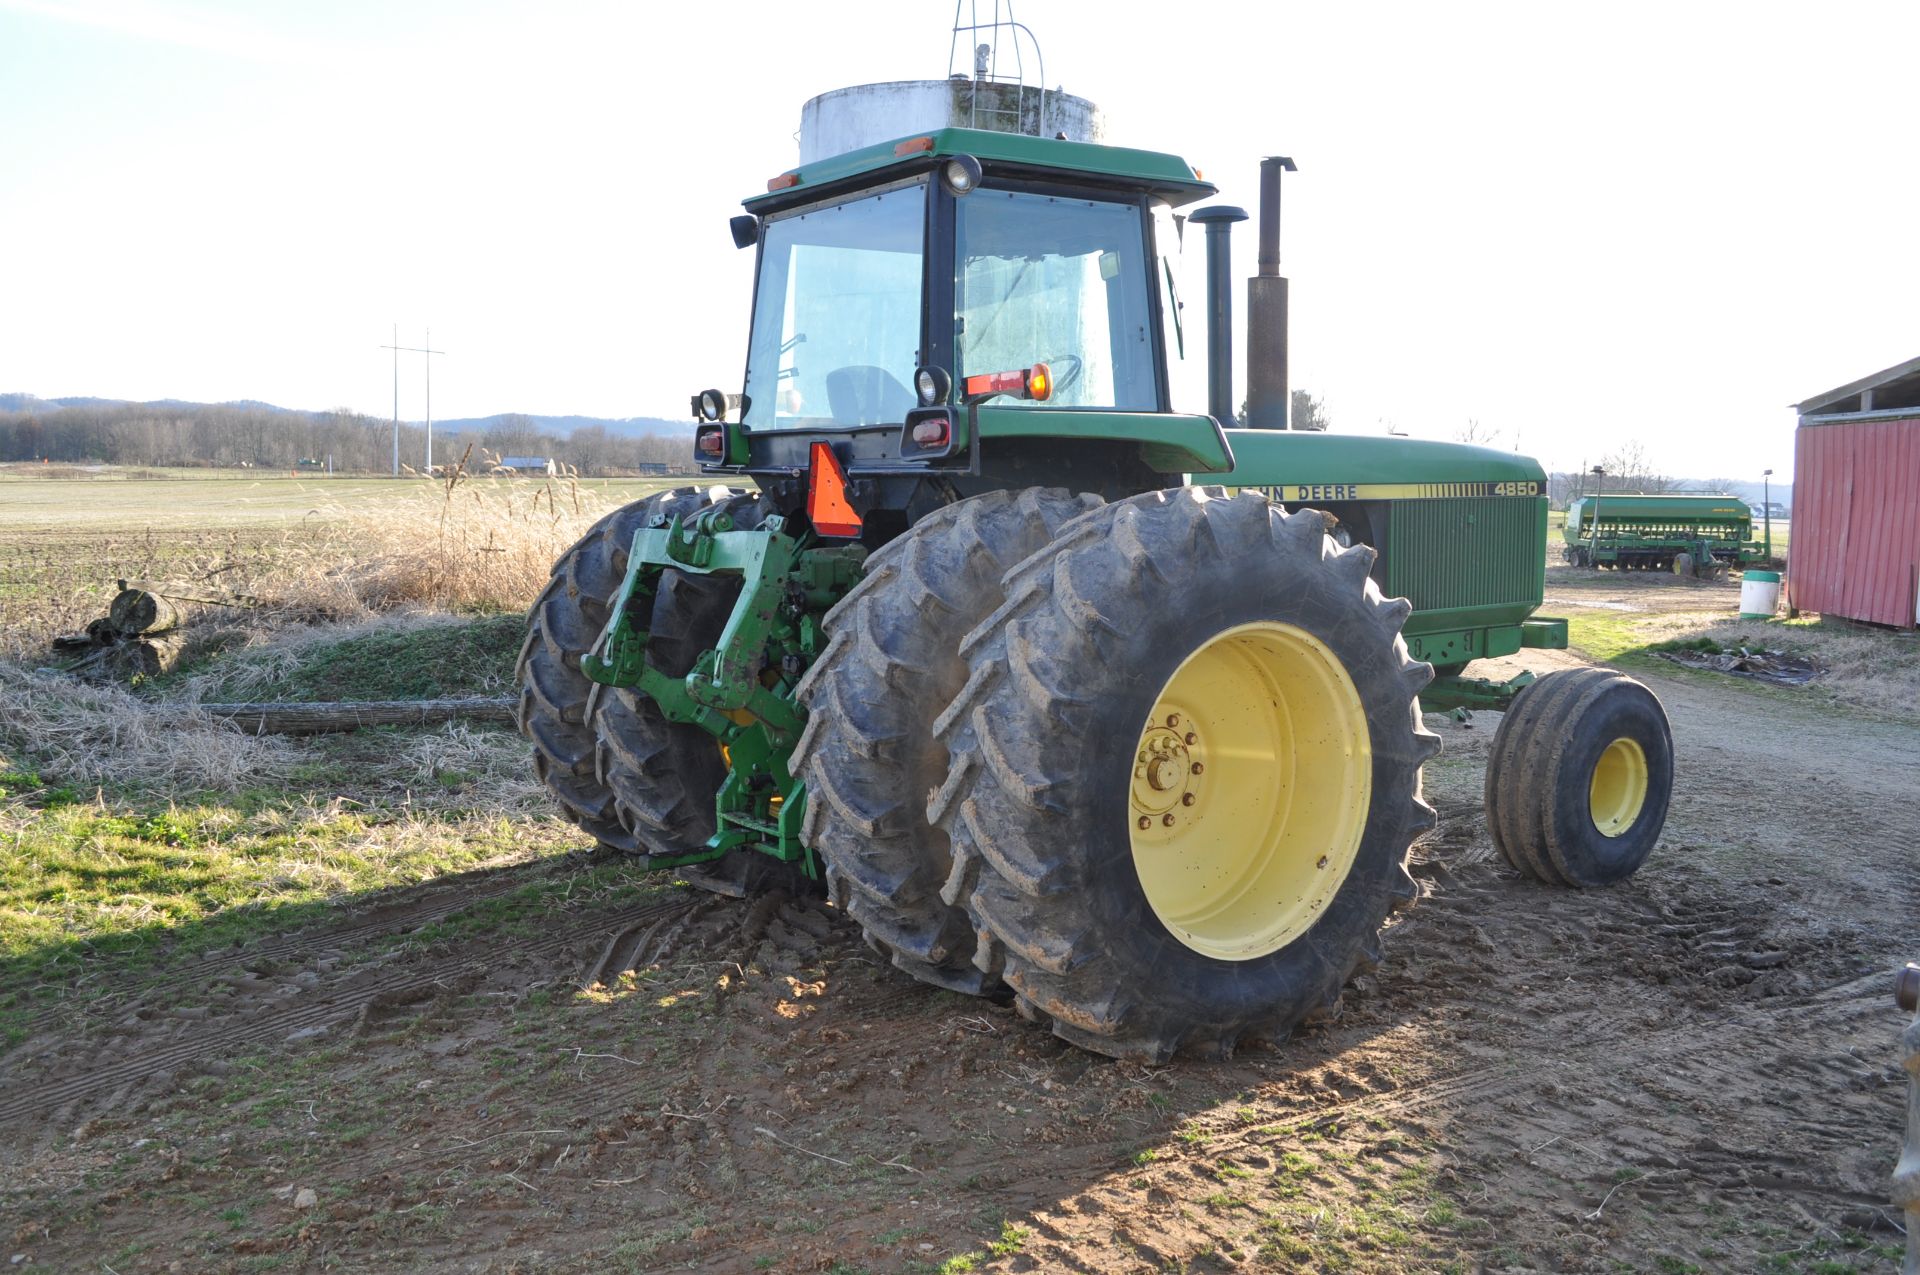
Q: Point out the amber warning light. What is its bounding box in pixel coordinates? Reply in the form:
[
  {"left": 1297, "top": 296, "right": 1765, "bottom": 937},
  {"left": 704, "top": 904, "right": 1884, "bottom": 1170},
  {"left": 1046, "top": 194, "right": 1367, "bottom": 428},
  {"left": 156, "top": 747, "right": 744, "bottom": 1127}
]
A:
[{"left": 963, "top": 362, "right": 1052, "bottom": 402}]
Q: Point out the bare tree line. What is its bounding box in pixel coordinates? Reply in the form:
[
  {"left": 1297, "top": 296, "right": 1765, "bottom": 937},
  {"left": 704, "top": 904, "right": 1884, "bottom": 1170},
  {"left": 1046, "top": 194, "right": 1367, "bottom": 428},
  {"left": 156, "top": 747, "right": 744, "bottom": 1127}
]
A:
[{"left": 0, "top": 403, "right": 693, "bottom": 474}]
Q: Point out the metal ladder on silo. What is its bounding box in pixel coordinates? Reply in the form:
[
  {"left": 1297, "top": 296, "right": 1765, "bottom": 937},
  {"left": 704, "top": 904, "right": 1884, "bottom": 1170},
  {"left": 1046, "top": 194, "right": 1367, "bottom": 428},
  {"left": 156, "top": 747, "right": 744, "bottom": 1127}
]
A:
[{"left": 947, "top": 1, "right": 1050, "bottom": 138}]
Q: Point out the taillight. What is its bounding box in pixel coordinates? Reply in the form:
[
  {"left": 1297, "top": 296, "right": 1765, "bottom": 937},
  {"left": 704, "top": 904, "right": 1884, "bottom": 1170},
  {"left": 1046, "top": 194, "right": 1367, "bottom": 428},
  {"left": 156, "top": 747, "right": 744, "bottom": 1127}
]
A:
[
  {"left": 695, "top": 427, "right": 725, "bottom": 459},
  {"left": 911, "top": 418, "right": 949, "bottom": 448},
  {"left": 962, "top": 362, "right": 1053, "bottom": 402}
]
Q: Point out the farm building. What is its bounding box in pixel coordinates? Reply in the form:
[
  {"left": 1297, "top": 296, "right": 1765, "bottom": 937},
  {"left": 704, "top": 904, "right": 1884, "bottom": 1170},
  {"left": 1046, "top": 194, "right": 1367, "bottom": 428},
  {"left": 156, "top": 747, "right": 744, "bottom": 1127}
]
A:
[
  {"left": 494, "top": 455, "right": 556, "bottom": 475},
  {"left": 1791, "top": 354, "right": 1920, "bottom": 627}
]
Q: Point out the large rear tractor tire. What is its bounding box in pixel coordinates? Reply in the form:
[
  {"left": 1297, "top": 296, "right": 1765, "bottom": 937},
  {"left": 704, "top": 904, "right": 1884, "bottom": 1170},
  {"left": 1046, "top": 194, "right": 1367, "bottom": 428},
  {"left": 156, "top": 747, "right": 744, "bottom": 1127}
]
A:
[
  {"left": 929, "top": 488, "right": 1439, "bottom": 1062},
  {"left": 1485, "top": 667, "right": 1672, "bottom": 887},
  {"left": 516, "top": 487, "right": 717, "bottom": 851},
  {"left": 593, "top": 490, "right": 814, "bottom": 897},
  {"left": 792, "top": 488, "right": 1103, "bottom": 991}
]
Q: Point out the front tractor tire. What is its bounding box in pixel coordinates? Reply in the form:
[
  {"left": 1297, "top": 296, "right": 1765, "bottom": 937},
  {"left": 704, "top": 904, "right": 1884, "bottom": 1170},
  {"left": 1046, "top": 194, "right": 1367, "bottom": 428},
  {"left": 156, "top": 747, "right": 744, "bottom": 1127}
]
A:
[
  {"left": 929, "top": 488, "right": 1439, "bottom": 1062},
  {"left": 1484, "top": 667, "right": 1673, "bottom": 888},
  {"left": 791, "top": 488, "right": 1102, "bottom": 993}
]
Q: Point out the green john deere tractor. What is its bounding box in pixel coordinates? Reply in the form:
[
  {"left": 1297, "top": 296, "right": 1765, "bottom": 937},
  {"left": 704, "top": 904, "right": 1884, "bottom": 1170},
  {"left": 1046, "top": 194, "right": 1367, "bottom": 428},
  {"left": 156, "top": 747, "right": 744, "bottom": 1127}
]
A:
[{"left": 517, "top": 126, "right": 1675, "bottom": 1061}]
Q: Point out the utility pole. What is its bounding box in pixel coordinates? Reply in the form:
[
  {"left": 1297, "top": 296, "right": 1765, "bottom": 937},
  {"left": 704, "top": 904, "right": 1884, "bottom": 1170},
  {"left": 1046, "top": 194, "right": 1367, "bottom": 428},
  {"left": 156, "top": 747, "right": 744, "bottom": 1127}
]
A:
[
  {"left": 425, "top": 326, "right": 442, "bottom": 474},
  {"left": 381, "top": 322, "right": 399, "bottom": 475},
  {"left": 377, "top": 327, "right": 446, "bottom": 475},
  {"left": 1762, "top": 467, "right": 1773, "bottom": 560},
  {"left": 1589, "top": 465, "right": 1606, "bottom": 562}
]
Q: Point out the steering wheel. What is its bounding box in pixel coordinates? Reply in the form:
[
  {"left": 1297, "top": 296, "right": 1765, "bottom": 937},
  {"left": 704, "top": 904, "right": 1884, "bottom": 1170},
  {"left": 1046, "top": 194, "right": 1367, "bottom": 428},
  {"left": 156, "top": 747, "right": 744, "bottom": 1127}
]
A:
[{"left": 1045, "top": 354, "right": 1084, "bottom": 397}]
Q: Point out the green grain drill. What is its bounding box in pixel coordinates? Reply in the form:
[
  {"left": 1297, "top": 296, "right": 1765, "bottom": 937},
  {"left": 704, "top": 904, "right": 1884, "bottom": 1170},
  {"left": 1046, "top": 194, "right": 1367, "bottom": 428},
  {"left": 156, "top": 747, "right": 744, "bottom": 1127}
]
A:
[
  {"left": 1562, "top": 492, "right": 1764, "bottom": 576},
  {"left": 517, "top": 124, "right": 1676, "bottom": 1061}
]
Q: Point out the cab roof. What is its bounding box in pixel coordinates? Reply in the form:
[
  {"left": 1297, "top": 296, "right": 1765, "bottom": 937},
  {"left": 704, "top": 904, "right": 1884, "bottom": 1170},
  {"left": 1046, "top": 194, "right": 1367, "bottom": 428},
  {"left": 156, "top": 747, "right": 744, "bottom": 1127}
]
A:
[{"left": 746, "top": 127, "right": 1217, "bottom": 214}]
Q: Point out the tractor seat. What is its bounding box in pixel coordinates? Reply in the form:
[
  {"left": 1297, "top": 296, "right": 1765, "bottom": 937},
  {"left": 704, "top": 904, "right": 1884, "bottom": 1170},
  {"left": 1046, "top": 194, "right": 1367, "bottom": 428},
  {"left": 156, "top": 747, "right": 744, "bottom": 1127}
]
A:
[{"left": 825, "top": 365, "right": 915, "bottom": 426}]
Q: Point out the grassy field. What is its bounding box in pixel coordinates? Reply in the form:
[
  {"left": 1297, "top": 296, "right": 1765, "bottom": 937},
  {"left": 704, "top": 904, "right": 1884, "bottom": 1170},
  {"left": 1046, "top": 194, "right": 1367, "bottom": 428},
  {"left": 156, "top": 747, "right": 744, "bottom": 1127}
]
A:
[
  {"left": 0, "top": 472, "right": 688, "bottom": 654},
  {"left": 0, "top": 472, "right": 685, "bottom": 531},
  {"left": 0, "top": 470, "right": 667, "bottom": 1030}
]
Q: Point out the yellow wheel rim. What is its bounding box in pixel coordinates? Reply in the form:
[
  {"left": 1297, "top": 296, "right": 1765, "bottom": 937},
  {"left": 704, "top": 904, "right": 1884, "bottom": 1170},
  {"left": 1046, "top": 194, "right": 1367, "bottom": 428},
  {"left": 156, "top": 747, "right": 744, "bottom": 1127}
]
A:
[
  {"left": 1588, "top": 737, "right": 1648, "bottom": 837},
  {"left": 1128, "top": 621, "right": 1372, "bottom": 962}
]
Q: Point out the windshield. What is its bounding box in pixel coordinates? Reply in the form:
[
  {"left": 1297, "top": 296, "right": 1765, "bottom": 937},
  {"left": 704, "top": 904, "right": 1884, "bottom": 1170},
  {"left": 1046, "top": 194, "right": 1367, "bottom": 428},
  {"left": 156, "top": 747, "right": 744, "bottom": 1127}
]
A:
[
  {"left": 742, "top": 183, "right": 926, "bottom": 429},
  {"left": 954, "top": 191, "right": 1158, "bottom": 410}
]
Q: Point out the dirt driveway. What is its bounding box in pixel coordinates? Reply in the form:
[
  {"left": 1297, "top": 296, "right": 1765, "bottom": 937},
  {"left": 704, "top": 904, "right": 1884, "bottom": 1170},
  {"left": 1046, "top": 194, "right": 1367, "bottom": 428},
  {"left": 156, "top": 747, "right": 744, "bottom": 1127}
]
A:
[{"left": 3, "top": 622, "right": 1914, "bottom": 1271}]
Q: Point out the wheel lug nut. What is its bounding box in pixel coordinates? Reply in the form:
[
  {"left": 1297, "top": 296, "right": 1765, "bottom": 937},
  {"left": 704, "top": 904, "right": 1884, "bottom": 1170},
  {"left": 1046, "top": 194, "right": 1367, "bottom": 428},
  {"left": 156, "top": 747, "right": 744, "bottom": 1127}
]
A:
[
  {"left": 1184, "top": 732, "right": 1197, "bottom": 745},
  {"left": 1166, "top": 713, "right": 1180, "bottom": 728},
  {"left": 1137, "top": 816, "right": 1151, "bottom": 830},
  {"left": 1182, "top": 793, "right": 1195, "bottom": 806},
  {"left": 1191, "top": 762, "right": 1204, "bottom": 775},
  {"left": 1162, "top": 813, "right": 1176, "bottom": 827}
]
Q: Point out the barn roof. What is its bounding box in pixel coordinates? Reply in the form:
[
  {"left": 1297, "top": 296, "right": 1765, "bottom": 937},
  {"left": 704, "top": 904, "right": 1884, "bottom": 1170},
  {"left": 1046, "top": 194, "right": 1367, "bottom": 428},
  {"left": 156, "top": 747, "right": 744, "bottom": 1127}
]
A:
[{"left": 1796, "top": 353, "right": 1920, "bottom": 418}]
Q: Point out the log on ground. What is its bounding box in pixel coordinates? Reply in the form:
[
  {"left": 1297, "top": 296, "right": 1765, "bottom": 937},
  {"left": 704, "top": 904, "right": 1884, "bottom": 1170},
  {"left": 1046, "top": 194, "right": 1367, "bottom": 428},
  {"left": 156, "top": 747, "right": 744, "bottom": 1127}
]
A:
[{"left": 190, "top": 697, "right": 516, "bottom": 735}]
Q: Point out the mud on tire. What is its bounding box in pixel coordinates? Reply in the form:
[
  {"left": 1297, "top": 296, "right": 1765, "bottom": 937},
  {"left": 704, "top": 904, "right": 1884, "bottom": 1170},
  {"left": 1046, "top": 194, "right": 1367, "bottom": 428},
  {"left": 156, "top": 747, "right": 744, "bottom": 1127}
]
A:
[
  {"left": 929, "top": 488, "right": 1439, "bottom": 1062},
  {"left": 791, "top": 488, "right": 1102, "bottom": 992}
]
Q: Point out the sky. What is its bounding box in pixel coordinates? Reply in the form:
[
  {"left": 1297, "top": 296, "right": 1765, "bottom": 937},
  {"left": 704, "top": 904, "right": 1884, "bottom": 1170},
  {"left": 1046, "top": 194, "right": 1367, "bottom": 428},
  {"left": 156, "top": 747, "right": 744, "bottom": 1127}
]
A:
[{"left": 5, "top": 0, "right": 1918, "bottom": 482}]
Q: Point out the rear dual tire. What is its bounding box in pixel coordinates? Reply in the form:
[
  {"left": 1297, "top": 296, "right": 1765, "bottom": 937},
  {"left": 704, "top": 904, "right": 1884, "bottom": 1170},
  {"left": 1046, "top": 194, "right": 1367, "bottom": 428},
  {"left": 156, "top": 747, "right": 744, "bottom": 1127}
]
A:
[
  {"left": 517, "top": 486, "right": 808, "bottom": 895},
  {"left": 923, "top": 488, "right": 1438, "bottom": 1061},
  {"left": 792, "top": 488, "right": 1101, "bottom": 990},
  {"left": 516, "top": 493, "right": 693, "bottom": 852}
]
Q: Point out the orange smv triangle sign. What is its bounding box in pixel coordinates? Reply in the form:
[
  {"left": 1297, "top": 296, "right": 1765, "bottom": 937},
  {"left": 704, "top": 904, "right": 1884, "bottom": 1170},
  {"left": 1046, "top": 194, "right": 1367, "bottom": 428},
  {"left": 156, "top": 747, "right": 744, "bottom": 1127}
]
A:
[{"left": 807, "top": 442, "right": 863, "bottom": 538}]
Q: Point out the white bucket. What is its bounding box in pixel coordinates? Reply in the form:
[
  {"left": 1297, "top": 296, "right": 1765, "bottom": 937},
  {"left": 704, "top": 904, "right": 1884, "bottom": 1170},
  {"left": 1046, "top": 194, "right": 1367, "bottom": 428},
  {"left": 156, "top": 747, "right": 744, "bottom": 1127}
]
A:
[{"left": 1739, "top": 569, "right": 1781, "bottom": 619}]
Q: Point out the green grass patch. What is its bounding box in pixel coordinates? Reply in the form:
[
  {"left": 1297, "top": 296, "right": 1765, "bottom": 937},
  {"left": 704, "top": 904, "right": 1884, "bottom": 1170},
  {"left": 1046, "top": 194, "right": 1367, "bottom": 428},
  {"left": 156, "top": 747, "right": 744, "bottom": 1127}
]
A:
[
  {"left": 166, "top": 613, "right": 527, "bottom": 701},
  {"left": 0, "top": 782, "right": 588, "bottom": 1046}
]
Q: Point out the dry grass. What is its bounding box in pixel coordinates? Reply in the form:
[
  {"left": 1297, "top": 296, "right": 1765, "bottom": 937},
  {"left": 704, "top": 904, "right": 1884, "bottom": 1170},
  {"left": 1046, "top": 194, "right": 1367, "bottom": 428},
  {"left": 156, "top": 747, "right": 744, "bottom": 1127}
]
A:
[
  {"left": 0, "top": 455, "right": 639, "bottom": 797},
  {"left": 316, "top": 455, "right": 613, "bottom": 613},
  {"left": 396, "top": 721, "right": 552, "bottom": 808},
  {"left": 0, "top": 458, "right": 645, "bottom": 660},
  {"left": 1637, "top": 610, "right": 1920, "bottom": 717},
  {"left": 0, "top": 664, "right": 296, "bottom": 790},
  {"left": 167, "top": 610, "right": 501, "bottom": 704}
]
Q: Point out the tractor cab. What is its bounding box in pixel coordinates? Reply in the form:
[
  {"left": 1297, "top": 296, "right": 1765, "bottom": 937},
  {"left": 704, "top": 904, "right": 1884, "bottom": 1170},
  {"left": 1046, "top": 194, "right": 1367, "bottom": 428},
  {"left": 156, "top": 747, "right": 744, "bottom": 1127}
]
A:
[{"left": 693, "top": 129, "right": 1230, "bottom": 515}]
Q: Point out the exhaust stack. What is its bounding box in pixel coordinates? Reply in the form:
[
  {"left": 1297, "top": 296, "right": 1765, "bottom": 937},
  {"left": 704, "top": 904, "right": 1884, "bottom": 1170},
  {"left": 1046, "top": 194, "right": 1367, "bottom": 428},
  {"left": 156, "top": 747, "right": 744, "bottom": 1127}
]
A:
[
  {"left": 1243, "top": 155, "right": 1296, "bottom": 430},
  {"left": 1191, "top": 205, "right": 1248, "bottom": 424}
]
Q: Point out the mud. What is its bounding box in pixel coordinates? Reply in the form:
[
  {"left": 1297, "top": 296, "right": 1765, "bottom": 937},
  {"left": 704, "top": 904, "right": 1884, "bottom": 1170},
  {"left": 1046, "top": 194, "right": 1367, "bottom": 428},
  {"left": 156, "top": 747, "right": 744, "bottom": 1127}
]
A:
[{"left": 2, "top": 643, "right": 1915, "bottom": 1272}]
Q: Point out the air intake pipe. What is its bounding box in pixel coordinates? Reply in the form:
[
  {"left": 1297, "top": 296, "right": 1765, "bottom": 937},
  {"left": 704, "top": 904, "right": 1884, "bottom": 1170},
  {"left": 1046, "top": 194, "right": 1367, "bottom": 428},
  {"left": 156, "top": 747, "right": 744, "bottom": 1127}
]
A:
[
  {"left": 1190, "top": 205, "right": 1248, "bottom": 424},
  {"left": 1243, "top": 155, "right": 1296, "bottom": 430}
]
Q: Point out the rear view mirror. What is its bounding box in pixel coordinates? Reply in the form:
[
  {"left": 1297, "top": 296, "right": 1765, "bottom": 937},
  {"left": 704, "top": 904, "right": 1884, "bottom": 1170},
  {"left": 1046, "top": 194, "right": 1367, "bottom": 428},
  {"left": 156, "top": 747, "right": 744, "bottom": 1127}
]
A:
[{"left": 729, "top": 215, "right": 758, "bottom": 250}]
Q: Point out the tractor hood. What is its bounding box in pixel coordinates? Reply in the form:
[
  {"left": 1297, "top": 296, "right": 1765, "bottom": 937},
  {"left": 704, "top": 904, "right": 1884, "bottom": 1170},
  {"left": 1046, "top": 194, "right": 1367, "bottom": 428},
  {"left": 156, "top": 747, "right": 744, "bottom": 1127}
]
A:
[{"left": 1215, "top": 430, "right": 1547, "bottom": 497}]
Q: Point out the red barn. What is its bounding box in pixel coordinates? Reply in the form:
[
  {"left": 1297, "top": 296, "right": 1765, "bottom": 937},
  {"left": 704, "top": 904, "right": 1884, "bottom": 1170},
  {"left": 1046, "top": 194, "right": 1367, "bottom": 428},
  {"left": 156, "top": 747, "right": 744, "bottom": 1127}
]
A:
[{"left": 1792, "top": 354, "right": 1920, "bottom": 627}]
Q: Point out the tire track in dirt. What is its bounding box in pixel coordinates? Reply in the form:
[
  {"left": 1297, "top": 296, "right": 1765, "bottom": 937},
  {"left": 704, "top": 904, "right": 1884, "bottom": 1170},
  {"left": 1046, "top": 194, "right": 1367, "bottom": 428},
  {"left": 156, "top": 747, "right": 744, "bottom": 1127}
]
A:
[
  {"left": 0, "top": 894, "right": 704, "bottom": 1127},
  {"left": 60, "top": 892, "right": 881, "bottom": 1198},
  {"left": 1111, "top": 969, "right": 1884, "bottom": 1189},
  {"left": 2, "top": 867, "right": 548, "bottom": 1050}
]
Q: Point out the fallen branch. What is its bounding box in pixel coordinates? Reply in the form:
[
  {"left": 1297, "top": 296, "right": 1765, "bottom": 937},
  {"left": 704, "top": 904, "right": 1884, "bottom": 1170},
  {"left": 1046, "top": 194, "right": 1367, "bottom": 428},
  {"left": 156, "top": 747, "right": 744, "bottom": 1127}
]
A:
[
  {"left": 187, "top": 697, "right": 516, "bottom": 736},
  {"left": 754, "top": 1125, "right": 853, "bottom": 1168},
  {"left": 753, "top": 1126, "right": 919, "bottom": 1173}
]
